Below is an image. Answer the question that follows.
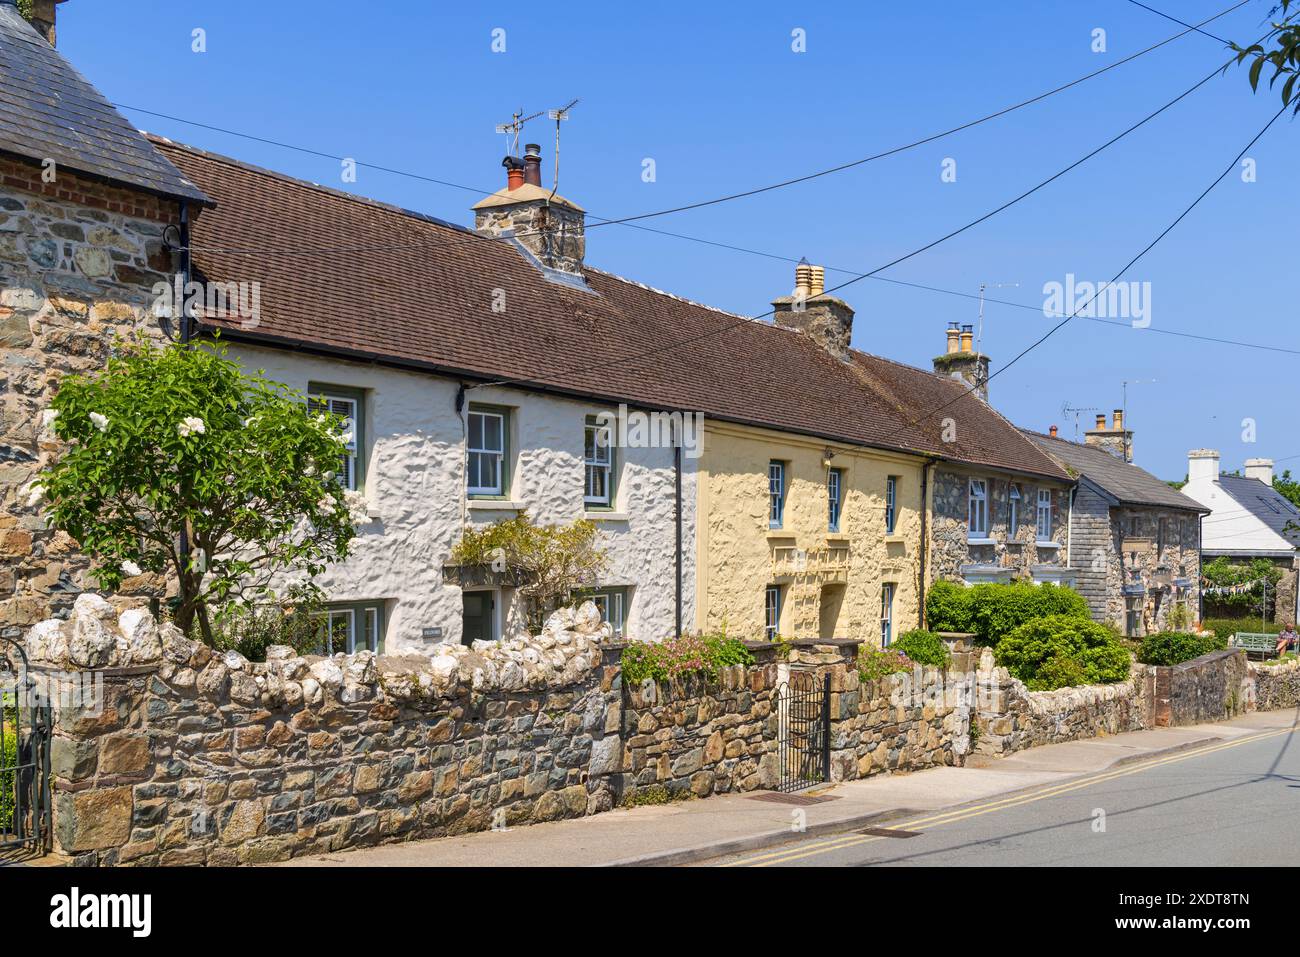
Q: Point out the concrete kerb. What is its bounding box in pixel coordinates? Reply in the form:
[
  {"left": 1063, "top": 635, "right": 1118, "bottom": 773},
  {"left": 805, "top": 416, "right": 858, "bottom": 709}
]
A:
[{"left": 605, "top": 733, "right": 1228, "bottom": 867}]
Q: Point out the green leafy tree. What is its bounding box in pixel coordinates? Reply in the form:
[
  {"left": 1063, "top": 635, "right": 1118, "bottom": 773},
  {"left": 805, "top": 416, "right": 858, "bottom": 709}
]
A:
[
  {"left": 1201, "top": 556, "right": 1284, "bottom": 618},
  {"left": 1229, "top": 1, "right": 1300, "bottom": 113},
  {"left": 1273, "top": 469, "right": 1300, "bottom": 509},
  {"left": 37, "top": 340, "right": 362, "bottom": 642}
]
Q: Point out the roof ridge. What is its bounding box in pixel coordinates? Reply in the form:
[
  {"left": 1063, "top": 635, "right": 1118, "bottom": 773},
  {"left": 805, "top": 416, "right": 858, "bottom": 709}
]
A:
[{"left": 146, "top": 134, "right": 473, "bottom": 235}]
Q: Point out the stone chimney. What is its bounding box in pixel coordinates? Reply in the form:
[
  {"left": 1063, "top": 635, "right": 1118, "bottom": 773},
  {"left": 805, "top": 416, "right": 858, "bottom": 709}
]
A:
[
  {"left": 772, "top": 260, "right": 854, "bottom": 361},
  {"left": 932, "top": 322, "right": 990, "bottom": 402},
  {"left": 11, "top": 0, "right": 65, "bottom": 45},
  {"left": 472, "top": 145, "right": 585, "bottom": 278},
  {"left": 1188, "top": 449, "right": 1220, "bottom": 485},
  {"left": 1085, "top": 408, "right": 1132, "bottom": 462},
  {"left": 1245, "top": 458, "right": 1275, "bottom": 485}
]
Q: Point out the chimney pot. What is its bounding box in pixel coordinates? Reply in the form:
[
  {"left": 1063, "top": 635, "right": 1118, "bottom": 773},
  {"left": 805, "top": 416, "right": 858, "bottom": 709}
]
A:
[
  {"left": 794, "top": 260, "right": 813, "bottom": 300},
  {"left": 1187, "top": 449, "right": 1221, "bottom": 486},
  {"left": 945, "top": 322, "right": 960, "bottom": 355},
  {"left": 1049, "top": 424, "right": 1058, "bottom": 438},
  {"left": 502, "top": 155, "right": 525, "bottom": 191},
  {"left": 1113, "top": 408, "right": 1124, "bottom": 431},
  {"left": 808, "top": 265, "right": 825, "bottom": 297},
  {"left": 959, "top": 324, "right": 974, "bottom": 354},
  {"left": 1094, "top": 414, "right": 1106, "bottom": 430},
  {"left": 523, "top": 143, "right": 542, "bottom": 187}
]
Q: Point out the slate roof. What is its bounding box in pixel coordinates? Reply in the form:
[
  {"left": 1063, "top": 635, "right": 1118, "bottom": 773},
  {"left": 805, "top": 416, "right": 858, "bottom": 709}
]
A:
[
  {"left": 1215, "top": 474, "right": 1300, "bottom": 547},
  {"left": 147, "top": 136, "right": 1072, "bottom": 481},
  {"left": 1024, "top": 429, "right": 1207, "bottom": 512},
  {"left": 0, "top": 3, "right": 208, "bottom": 204}
]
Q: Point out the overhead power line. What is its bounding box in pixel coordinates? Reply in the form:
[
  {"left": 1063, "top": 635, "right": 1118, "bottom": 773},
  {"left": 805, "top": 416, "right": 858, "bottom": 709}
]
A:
[
  {"left": 1126, "top": 0, "right": 1232, "bottom": 44},
  {"left": 867, "top": 99, "right": 1291, "bottom": 450},
  {"left": 473, "top": 45, "right": 1254, "bottom": 392},
  {"left": 115, "top": 0, "right": 1249, "bottom": 259}
]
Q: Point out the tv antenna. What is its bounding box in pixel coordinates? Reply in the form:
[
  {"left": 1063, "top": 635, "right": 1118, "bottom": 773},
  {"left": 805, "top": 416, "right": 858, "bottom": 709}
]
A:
[
  {"left": 547, "top": 98, "right": 579, "bottom": 196},
  {"left": 976, "top": 281, "right": 1019, "bottom": 354},
  {"left": 1060, "top": 401, "right": 1099, "bottom": 441},
  {"left": 494, "top": 107, "right": 546, "bottom": 158}
]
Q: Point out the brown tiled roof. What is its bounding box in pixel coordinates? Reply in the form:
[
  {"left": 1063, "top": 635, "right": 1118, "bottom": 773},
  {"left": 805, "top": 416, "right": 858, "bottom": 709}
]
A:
[
  {"left": 1025, "top": 429, "right": 1208, "bottom": 512},
  {"left": 150, "top": 137, "right": 1070, "bottom": 482}
]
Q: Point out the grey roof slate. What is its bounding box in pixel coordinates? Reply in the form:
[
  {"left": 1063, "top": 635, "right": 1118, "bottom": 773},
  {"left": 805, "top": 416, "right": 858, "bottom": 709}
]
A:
[
  {"left": 1215, "top": 474, "right": 1300, "bottom": 547},
  {"left": 0, "top": 3, "right": 209, "bottom": 204},
  {"left": 1023, "top": 429, "right": 1208, "bottom": 513}
]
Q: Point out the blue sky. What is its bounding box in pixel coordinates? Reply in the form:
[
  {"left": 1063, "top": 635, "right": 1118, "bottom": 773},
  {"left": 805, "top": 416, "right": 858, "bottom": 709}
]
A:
[{"left": 60, "top": 0, "right": 1296, "bottom": 481}]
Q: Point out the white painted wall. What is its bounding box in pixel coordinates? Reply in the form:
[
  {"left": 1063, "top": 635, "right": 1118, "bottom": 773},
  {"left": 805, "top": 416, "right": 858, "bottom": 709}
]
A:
[
  {"left": 1182, "top": 475, "right": 1291, "bottom": 555},
  {"left": 230, "top": 344, "right": 696, "bottom": 653}
]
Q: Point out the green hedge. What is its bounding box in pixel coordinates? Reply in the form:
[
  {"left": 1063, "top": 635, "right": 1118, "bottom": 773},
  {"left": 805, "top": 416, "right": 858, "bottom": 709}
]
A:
[
  {"left": 927, "top": 580, "right": 1090, "bottom": 645},
  {"left": 892, "top": 630, "right": 951, "bottom": 668},
  {"left": 994, "top": 615, "right": 1131, "bottom": 691},
  {"left": 1137, "top": 632, "right": 1228, "bottom": 666},
  {"left": 1201, "top": 617, "right": 1272, "bottom": 641}
]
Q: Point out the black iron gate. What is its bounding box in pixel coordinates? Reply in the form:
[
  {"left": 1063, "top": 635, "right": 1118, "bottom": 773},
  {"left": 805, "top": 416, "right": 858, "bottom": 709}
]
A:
[
  {"left": 775, "top": 670, "right": 830, "bottom": 792},
  {"left": 0, "top": 637, "right": 50, "bottom": 860}
]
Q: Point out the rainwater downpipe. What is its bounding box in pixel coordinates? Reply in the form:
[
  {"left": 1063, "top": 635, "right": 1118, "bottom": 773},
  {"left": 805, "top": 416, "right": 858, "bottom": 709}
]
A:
[{"left": 674, "top": 421, "right": 683, "bottom": 639}]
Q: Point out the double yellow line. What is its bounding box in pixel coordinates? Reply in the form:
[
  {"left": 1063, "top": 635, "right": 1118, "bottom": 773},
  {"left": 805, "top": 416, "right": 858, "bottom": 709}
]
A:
[{"left": 721, "top": 727, "right": 1293, "bottom": 867}]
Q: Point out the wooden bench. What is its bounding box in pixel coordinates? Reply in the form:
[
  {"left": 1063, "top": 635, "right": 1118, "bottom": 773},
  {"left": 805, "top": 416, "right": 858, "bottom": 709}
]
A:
[{"left": 1229, "top": 632, "right": 1281, "bottom": 659}]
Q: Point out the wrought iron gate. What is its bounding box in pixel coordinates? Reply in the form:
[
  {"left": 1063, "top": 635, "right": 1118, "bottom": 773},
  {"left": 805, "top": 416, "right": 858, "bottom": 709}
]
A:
[
  {"left": 775, "top": 670, "right": 830, "bottom": 792},
  {"left": 0, "top": 637, "right": 50, "bottom": 860}
]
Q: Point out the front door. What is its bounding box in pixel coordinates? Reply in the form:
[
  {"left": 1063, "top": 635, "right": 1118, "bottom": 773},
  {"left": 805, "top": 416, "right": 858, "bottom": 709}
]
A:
[{"left": 462, "top": 591, "right": 495, "bottom": 646}]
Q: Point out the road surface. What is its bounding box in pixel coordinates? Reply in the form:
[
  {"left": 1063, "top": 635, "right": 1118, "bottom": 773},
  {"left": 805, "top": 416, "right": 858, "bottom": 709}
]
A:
[{"left": 711, "top": 721, "right": 1300, "bottom": 867}]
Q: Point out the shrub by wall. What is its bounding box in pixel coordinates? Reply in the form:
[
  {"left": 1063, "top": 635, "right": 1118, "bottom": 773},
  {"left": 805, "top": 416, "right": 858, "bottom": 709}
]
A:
[
  {"left": 1201, "top": 617, "right": 1272, "bottom": 641},
  {"left": 994, "top": 615, "right": 1131, "bottom": 691},
  {"left": 892, "top": 630, "right": 951, "bottom": 668},
  {"left": 927, "top": 580, "right": 1090, "bottom": 645},
  {"left": 1137, "top": 631, "right": 1227, "bottom": 667}
]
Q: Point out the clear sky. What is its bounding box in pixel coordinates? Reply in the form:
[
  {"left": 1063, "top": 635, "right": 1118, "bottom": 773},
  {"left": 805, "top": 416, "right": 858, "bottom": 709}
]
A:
[{"left": 58, "top": 0, "right": 1296, "bottom": 481}]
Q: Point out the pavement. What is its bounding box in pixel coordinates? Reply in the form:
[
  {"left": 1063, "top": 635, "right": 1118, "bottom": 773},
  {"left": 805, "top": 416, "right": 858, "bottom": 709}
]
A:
[{"left": 281, "top": 708, "right": 1299, "bottom": 867}]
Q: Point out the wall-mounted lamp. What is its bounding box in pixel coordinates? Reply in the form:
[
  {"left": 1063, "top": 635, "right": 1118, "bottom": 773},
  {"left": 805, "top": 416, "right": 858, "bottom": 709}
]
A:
[{"left": 822, "top": 447, "right": 837, "bottom": 469}]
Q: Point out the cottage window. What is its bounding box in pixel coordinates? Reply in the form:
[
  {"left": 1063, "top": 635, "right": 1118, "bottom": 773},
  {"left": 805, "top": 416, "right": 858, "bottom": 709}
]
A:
[
  {"left": 1008, "top": 483, "right": 1021, "bottom": 535},
  {"left": 468, "top": 406, "right": 508, "bottom": 497},
  {"left": 968, "top": 479, "right": 988, "bottom": 537},
  {"left": 308, "top": 385, "right": 364, "bottom": 491},
  {"left": 764, "top": 585, "right": 782, "bottom": 641},
  {"left": 585, "top": 587, "right": 629, "bottom": 639},
  {"left": 1036, "top": 489, "right": 1053, "bottom": 541},
  {"left": 318, "top": 601, "right": 384, "bottom": 655},
  {"left": 584, "top": 417, "right": 615, "bottom": 507},
  {"left": 881, "top": 583, "right": 895, "bottom": 647},
  {"left": 885, "top": 476, "right": 898, "bottom": 534},
  {"left": 769, "top": 461, "right": 787, "bottom": 529},
  {"left": 828, "top": 468, "right": 844, "bottom": 532}
]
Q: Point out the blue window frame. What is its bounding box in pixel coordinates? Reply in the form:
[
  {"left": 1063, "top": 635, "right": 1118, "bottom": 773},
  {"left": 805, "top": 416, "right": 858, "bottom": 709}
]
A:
[
  {"left": 764, "top": 585, "right": 782, "bottom": 641},
  {"left": 880, "top": 584, "right": 895, "bottom": 647},
  {"left": 885, "top": 476, "right": 898, "bottom": 534},
  {"left": 827, "top": 468, "right": 843, "bottom": 532},
  {"left": 768, "top": 461, "right": 786, "bottom": 528}
]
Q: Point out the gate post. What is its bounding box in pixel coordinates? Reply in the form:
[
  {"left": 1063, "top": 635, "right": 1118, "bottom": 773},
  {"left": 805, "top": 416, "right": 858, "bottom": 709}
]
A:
[{"left": 820, "top": 671, "right": 831, "bottom": 783}]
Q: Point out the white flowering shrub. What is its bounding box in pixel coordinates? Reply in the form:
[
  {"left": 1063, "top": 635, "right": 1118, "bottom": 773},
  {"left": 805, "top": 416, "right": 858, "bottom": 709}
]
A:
[{"left": 39, "top": 339, "right": 360, "bottom": 642}]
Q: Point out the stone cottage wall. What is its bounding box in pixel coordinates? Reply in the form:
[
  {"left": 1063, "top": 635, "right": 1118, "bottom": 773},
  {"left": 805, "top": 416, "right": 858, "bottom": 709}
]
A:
[
  {"left": 930, "top": 466, "right": 1070, "bottom": 583},
  {"left": 1251, "top": 657, "right": 1300, "bottom": 711},
  {"left": 1151, "top": 648, "right": 1249, "bottom": 727},
  {"left": 1, "top": 161, "right": 180, "bottom": 636}
]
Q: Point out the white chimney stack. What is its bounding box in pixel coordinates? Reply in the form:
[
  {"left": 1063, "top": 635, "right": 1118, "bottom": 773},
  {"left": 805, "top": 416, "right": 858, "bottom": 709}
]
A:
[
  {"left": 1187, "top": 449, "right": 1220, "bottom": 485},
  {"left": 1244, "top": 458, "right": 1274, "bottom": 485}
]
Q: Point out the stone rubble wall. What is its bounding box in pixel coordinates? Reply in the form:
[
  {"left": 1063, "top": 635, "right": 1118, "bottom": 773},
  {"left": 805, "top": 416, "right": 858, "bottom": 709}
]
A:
[
  {"left": 1250, "top": 657, "right": 1300, "bottom": 711},
  {"left": 37, "top": 602, "right": 972, "bottom": 866},
  {"left": 973, "top": 648, "right": 1150, "bottom": 756},
  {"left": 1152, "top": 648, "right": 1249, "bottom": 727}
]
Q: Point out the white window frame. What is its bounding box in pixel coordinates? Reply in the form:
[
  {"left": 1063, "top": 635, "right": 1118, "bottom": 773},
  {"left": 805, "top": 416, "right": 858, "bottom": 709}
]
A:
[
  {"left": 1036, "top": 488, "right": 1053, "bottom": 541},
  {"left": 881, "top": 583, "right": 895, "bottom": 647},
  {"left": 968, "top": 479, "right": 988, "bottom": 537},
  {"left": 588, "top": 588, "right": 628, "bottom": 639},
  {"left": 467, "top": 409, "right": 506, "bottom": 497},
  {"left": 769, "top": 461, "right": 786, "bottom": 529},
  {"left": 764, "top": 585, "right": 782, "bottom": 641},
  {"left": 319, "top": 602, "right": 383, "bottom": 655},
  {"left": 1008, "top": 483, "right": 1021, "bottom": 535},
  {"left": 827, "top": 468, "right": 843, "bottom": 532},
  {"left": 584, "top": 419, "right": 614, "bottom": 507},
  {"left": 885, "top": 476, "right": 897, "bottom": 534},
  {"left": 309, "top": 389, "right": 362, "bottom": 492}
]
